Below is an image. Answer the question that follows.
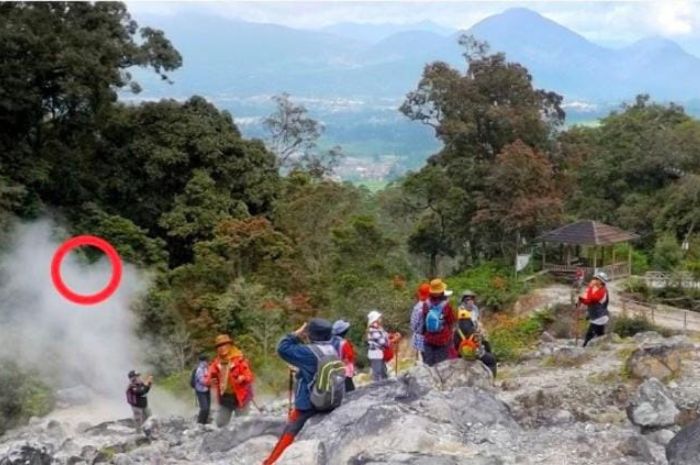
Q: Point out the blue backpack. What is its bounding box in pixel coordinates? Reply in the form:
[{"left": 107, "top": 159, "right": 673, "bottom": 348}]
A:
[{"left": 425, "top": 301, "right": 447, "bottom": 333}]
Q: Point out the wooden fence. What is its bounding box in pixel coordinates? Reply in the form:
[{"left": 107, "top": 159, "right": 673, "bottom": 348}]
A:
[
  {"left": 641, "top": 271, "right": 700, "bottom": 289},
  {"left": 619, "top": 296, "right": 700, "bottom": 334},
  {"left": 544, "top": 261, "right": 630, "bottom": 280}
]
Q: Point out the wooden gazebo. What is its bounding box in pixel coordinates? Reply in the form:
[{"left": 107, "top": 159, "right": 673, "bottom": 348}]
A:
[{"left": 539, "top": 220, "right": 639, "bottom": 281}]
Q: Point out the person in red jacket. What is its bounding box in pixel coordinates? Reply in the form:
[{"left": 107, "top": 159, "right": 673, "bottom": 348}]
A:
[
  {"left": 422, "top": 278, "right": 456, "bottom": 366},
  {"left": 207, "top": 334, "right": 255, "bottom": 427},
  {"left": 331, "top": 319, "right": 356, "bottom": 392},
  {"left": 579, "top": 271, "right": 610, "bottom": 347}
]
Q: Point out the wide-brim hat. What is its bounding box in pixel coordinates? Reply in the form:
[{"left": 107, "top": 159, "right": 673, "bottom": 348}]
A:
[
  {"left": 461, "top": 290, "right": 476, "bottom": 299},
  {"left": 308, "top": 318, "right": 333, "bottom": 342},
  {"left": 429, "top": 278, "right": 451, "bottom": 296},
  {"left": 215, "top": 334, "right": 233, "bottom": 347},
  {"left": 367, "top": 310, "right": 382, "bottom": 325}
]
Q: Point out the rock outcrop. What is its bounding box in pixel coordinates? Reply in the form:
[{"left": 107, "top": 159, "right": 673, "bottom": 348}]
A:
[
  {"left": 283, "top": 359, "right": 513, "bottom": 465},
  {"left": 625, "top": 336, "right": 693, "bottom": 381},
  {"left": 666, "top": 419, "right": 700, "bottom": 465},
  {"left": 627, "top": 378, "right": 680, "bottom": 430},
  {"left": 5, "top": 334, "right": 700, "bottom": 465}
]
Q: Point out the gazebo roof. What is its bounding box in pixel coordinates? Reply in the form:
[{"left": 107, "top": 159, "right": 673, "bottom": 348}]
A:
[{"left": 539, "top": 220, "right": 639, "bottom": 246}]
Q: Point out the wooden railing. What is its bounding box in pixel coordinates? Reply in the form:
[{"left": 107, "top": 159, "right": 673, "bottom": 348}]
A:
[
  {"left": 642, "top": 271, "right": 700, "bottom": 289},
  {"left": 543, "top": 262, "right": 630, "bottom": 280},
  {"left": 619, "top": 296, "right": 700, "bottom": 334}
]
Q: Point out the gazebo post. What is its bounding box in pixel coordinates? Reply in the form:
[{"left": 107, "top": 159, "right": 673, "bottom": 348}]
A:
[
  {"left": 628, "top": 244, "right": 632, "bottom": 277},
  {"left": 592, "top": 246, "right": 597, "bottom": 271}
]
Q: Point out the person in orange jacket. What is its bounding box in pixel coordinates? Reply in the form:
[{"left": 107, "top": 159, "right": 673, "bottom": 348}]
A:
[{"left": 207, "top": 334, "right": 255, "bottom": 427}]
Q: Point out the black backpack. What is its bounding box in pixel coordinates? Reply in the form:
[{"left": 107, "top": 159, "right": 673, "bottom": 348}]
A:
[{"left": 189, "top": 367, "right": 197, "bottom": 389}]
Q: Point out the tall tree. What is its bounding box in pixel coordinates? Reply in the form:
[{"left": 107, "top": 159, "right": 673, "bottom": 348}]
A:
[
  {"left": 264, "top": 93, "right": 343, "bottom": 177},
  {"left": 0, "top": 2, "right": 182, "bottom": 211},
  {"left": 474, "top": 140, "right": 562, "bottom": 257},
  {"left": 92, "top": 97, "right": 280, "bottom": 265},
  {"left": 567, "top": 96, "right": 695, "bottom": 247},
  {"left": 399, "top": 36, "right": 564, "bottom": 264}
]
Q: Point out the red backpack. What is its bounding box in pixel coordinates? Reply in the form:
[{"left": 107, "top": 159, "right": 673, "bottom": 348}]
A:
[{"left": 383, "top": 345, "right": 394, "bottom": 362}]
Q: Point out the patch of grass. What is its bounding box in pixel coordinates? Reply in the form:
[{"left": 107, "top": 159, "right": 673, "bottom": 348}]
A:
[
  {"left": 487, "top": 311, "right": 547, "bottom": 362},
  {"left": 496, "top": 365, "right": 515, "bottom": 380},
  {"left": 446, "top": 262, "right": 526, "bottom": 312},
  {"left": 541, "top": 352, "right": 591, "bottom": 368},
  {"left": 22, "top": 382, "right": 55, "bottom": 419},
  {"left": 0, "top": 360, "right": 55, "bottom": 435},
  {"left": 616, "top": 346, "right": 636, "bottom": 362},
  {"left": 611, "top": 315, "right": 673, "bottom": 338},
  {"left": 158, "top": 370, "right": 192, "bottom": 400},
  {"left": 588, "top": 369, "right": 623, "bottom": 385},
  {"left": 100, "top": 446, "right": 117, "bottom": 459}
]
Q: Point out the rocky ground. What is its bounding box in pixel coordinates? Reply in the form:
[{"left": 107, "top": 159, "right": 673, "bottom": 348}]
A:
[{"left": 3, "top": 331, "right": 700, "bottom": 465}]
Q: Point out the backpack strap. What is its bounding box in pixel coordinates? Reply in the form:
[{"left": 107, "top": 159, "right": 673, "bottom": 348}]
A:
[
  {"left": 457, "top": 328, "right": 466, "bottom": 341},
  {"left": 309, "top": 344, "right": 323, "bottom": 361}
]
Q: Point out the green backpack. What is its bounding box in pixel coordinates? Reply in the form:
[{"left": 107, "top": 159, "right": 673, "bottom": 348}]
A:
[{"left": 309, "top": 344, "right": 346, "bottom": 411}]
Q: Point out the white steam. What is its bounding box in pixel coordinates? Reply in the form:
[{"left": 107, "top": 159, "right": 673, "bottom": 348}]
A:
[{"left": 0, "top": 220, "right": 190, "bottom": 423}]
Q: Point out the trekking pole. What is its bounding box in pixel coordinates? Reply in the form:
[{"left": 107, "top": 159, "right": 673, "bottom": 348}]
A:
[
  {"left": 573, "top": 303, "right": 581, "bottom": 346},
  {"left": 287, "top": 369, "right": 294, "bottom": 416},
  {"left": 394, "top": 338, "right": 399, "bottom": 377},
  {"left": 250, "top": 398, "right": 264, "bottom": 413}
]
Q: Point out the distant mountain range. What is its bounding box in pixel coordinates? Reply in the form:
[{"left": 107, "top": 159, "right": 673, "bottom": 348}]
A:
[
  {"left": 128, "top": 7, "right": 700, "bottom": 172},
  {"left": 320, "top": 20, "right": 454, "bottom": 43},
  {"left": 135, "top": 7, "right": 700, "bottom": 104}
]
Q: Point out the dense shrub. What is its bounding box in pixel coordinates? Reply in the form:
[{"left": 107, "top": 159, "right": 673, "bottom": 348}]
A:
[
  {"left": 653, "top": 234, "right": 684, "bottom": 271},
  {"left": 447, "top": 263, "right": 526, "bottom": 312},
  {"left": 613, "top": 244, "right": 650, "bottom": 275},
  {"left": 611, "top": 315, "right": 673, "bottom": 338},
  {"left": 0, "top": 360, "right": 54, "bottom": 436},
  {"left": 486, "top": 312, "right": 546, "bottom": 362}
]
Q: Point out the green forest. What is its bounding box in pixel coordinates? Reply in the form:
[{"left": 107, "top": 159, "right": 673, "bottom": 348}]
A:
[{"left": 1, "top": 3, "right": 700, "bottom": 429}]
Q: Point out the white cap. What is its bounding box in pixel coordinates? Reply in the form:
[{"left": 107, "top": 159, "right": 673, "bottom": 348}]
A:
[{"left": 367, "top": 310, "right": 382, "bottom": 325}]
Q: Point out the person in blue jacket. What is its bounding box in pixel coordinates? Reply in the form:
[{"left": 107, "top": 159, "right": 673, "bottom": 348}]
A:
[{"left": 262, "top": 318, "right": 333, "bottom": 465}]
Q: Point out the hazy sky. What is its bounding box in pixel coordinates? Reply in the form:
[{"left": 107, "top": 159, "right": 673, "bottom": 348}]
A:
[{"left": 128, "top": 1, "right": 700, "bottom": 54}]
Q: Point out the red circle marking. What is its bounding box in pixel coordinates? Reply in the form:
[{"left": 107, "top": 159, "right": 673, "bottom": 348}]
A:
[{"left": 50, "top": 235, "right": 123, "bottom": 305}]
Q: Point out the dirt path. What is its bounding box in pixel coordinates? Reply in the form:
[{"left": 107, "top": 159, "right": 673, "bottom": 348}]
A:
[{"left": 530, "top": 282, "right": 700, "bottom": 333}]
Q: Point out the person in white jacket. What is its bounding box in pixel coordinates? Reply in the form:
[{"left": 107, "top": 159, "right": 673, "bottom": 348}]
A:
[{"left": 367, "top": 310, "right": 390, "bottom": 382}]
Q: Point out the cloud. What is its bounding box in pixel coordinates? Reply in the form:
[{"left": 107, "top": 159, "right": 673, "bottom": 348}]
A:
[{"left": 651, "top": 0, "right": 699, "bottom": 36}]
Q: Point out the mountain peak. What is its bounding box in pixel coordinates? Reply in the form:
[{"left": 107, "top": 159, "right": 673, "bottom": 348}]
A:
[
  {"left": 499, "top": 7, "right": 548, "bottom": 20},
  {"left": 628, "top": 36, "right": 687, "bottom": 55}
]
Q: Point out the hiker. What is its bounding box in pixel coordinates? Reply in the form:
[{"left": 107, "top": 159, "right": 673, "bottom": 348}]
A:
[
  {"left": 410, "top": 282, "right": 431, "bottom": 361},
  {"left": 422, "top": 278, "right": 456, "bottom": 367},
  {"left": 458, "top": 290, "right": 480, "bottom": 324},
  {"left": 126, "top": 370, "right": 152, "bottom": 432},
  {"left": 207, "top": 334, "right": 255, "bottom": 428},
  {"left": 367, "top": 310, "right": 391, "bottom": 382},
  {"left": 262, "top": 318, "right": 345, "bottom": 465},
  {"left": 452, "top": 309, "right": 497, "bottom": 376},
  {"left": 579, "top": 271, "right": 610, "bottom": 347},
  {"left": 191, "top": 354, "right": 211, "bottom": 425},
  {"left": 332, "top": 319, "right": 356, "bottom": 392}
]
